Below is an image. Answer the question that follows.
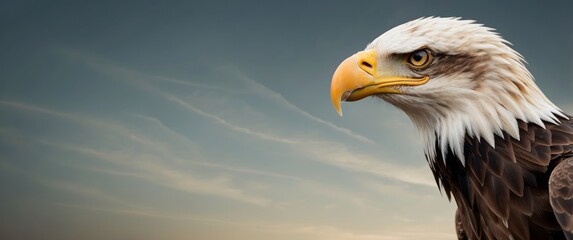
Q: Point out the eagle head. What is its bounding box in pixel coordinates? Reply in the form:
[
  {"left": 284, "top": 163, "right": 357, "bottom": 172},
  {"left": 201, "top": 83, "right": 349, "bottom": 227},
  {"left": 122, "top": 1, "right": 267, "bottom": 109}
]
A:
[{"left": 331, "top": 17, "right": 565, "bottom": 163}]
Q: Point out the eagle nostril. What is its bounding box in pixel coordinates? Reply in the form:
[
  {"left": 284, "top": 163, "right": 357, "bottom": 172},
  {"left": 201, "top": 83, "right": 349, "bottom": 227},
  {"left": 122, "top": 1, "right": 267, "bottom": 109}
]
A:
[
  {"left": 359, "top": 60, "right": 375, "bottom": 75},
  {"left": 360, "top": 61, "right": 373, "bottom": 69}
]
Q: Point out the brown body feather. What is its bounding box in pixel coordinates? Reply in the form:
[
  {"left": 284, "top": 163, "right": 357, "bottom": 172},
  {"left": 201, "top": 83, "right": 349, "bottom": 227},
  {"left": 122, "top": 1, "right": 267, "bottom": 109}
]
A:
[{"left": 432, "top": 115, "right": 573, "bottom": 240}]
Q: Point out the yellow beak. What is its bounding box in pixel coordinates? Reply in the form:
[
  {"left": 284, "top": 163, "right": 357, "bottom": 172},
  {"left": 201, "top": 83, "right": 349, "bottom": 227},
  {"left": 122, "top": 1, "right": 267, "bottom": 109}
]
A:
[{"left": 330, "top": 49, "right": 429, "bottom": 116}]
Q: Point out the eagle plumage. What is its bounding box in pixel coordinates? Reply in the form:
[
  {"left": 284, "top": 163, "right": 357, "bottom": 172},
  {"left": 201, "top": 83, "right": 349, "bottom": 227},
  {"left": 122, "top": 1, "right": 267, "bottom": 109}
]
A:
[{"left": 330, "top": 17, "right": 573, "bottom": 239}]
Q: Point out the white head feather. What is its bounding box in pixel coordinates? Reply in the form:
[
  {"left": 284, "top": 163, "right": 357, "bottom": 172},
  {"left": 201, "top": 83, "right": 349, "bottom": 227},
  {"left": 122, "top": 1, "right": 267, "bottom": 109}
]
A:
[{"left": 366, "top": 17, "right": 565, "bottom": 165}]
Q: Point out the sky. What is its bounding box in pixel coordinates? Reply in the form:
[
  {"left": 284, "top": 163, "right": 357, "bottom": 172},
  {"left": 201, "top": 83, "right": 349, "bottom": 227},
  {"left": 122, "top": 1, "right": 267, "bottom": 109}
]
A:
[{"left": 1, "top": 1, "right": 573, "bottom": 240}]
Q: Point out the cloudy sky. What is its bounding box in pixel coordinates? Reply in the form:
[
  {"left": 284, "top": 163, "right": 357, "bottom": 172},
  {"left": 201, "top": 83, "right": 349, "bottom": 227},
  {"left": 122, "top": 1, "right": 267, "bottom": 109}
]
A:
[{"left": 1, "top": 1, "right": 572, "bottom": 240}]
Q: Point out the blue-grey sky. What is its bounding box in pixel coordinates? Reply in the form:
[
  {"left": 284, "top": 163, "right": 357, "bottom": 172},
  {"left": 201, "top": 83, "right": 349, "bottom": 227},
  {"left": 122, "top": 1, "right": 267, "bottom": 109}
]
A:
[{"left": 1, "top": 1, "right": 572, "bottom": 240}]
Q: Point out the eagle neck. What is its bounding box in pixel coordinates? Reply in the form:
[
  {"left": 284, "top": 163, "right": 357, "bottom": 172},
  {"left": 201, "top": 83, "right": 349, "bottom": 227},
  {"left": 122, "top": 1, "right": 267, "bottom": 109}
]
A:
[{"left": 410, "top": 82, "right": 566, "bottom": 168}]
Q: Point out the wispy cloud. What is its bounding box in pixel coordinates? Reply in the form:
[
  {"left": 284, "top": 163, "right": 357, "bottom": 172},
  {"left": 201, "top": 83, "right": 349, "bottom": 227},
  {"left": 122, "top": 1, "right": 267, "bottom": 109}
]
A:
[
  {"left": 0, "top": 100, "right": 89, "bottom": 123},
  {"left": 0, "top": 101, "right": 272, "bottom": 206},
  {"left": 1, "top": 73, "right": 435, "bottom": 189},
  {"left": 162, "top": 95, "right": 435, "bottom": 186},
  {"left": 0, "top": 161, "right": 147, "bottom": 210},
  {"left": 147, "top": 88, "right": 434, "bottom": 186},
  {"left": 1, "top": 99, "right": 434, "bottom": 214},
  {"left": 358, "top": 178, "right": 437, "bottom": 200},
  {"left": 0, "top": 100, "right": 136, "bottom": 139},
  {"left": 174, "top": 93, "right": 434, "bottom": 186},
  {"left": 303, "top": 142, "right": 435, "bottom": 186},
  {"left": 51, "top": 139, "right": 271, "bottom": 206},
  {"left": 58, "top": 49, "right": 374, "bottom": 144},
  {"left": 166, "top": 95, "right": 309, "bottom": 144},
  {"left": 229, "top": 67, "right": 375, "bottom": 144},
  {"left": 185, "top": 160, "right": 309, "bottom": 182}
]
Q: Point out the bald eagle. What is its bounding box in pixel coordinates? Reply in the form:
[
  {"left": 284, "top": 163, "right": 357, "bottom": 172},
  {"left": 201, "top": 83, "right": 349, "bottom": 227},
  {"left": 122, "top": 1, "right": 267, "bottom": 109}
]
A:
[{"left": 330, "top": 17, "right": 573, "bottom": 240}]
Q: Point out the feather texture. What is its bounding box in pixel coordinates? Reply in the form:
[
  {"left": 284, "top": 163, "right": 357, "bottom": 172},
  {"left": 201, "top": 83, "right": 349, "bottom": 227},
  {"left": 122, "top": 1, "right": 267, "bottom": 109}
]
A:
[
  {"left": 431, "top": 116, "right": 573, "bottom": 239},
  {"left": 549, "top": 157, "right": 573, "bottom": 239}
]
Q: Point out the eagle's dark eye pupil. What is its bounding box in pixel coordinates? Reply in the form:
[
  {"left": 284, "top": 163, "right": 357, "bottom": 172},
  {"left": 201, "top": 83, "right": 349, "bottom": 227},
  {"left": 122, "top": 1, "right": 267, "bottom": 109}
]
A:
[{"left": 408, "top": 49, "right": 431, "bottom": 68}]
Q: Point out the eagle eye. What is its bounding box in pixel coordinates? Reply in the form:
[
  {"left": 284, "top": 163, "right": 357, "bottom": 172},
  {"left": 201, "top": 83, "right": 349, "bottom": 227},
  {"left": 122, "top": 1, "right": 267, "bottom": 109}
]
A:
[{"left": 407, "top": 49, "right": 433, "bottom": 69}]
